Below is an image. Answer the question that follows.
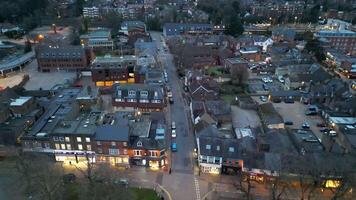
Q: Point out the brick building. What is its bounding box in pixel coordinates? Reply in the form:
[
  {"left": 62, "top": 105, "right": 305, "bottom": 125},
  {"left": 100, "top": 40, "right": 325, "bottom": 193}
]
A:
[
  {"left": 35, "top": 45, "right": 94, "bottom": 72},
  {"left": 91, "top": 55, "right": 143, "bottom": 87}
]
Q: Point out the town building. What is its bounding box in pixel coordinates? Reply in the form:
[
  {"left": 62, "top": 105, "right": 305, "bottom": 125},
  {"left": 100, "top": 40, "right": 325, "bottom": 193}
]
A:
[
  {"left": 315, "top": 30, "right": 356, "bottom": 56},
  {"left": 163, "top": 23, "right": 213, "bottom": 37},
  {"left": 112, "top": 84, "right": 166, "bottom": 112},
  {"left": 80, "top": 29, "right": 114, "bottom": 52},
  {"left": 91, "top": 55, "right": 142, "bottom": 87},
  {"left": 35, "top": 45, "right": 93, "bottom": 72},
  {"left": 83, "top": 6, "right": 100, "bottom": 18}
]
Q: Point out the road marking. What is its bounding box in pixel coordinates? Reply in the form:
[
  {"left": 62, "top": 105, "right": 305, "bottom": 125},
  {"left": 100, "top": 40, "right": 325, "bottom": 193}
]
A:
[{"left": 194, "top": 177, "right": 201, "bottom": 200}]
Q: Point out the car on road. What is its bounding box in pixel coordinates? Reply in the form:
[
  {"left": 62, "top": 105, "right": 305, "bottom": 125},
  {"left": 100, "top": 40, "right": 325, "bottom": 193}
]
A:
[
  {"left": 278, "top": 76, "right": 285, "bottom": 83},
  {"left": 167, "top": 91, "right": 173, "bottom": 98},
  {"left": 328, "top": 130, "right": 337, "bottom": 137},
  {"left": 260, "top": 96, "right": 268, "bottom": 102},
  {"left": 302, "top": 122, "right": 310, "bottom": 129},
  {"left": 171, "top": 121, "right": 176, "bottom": 129},
  {"left": 169, "top": 97, "right": 174, "bottom": 104},
  {"left": 320, "top": 127, "right": 331, "bottom": 132},
  {"left": 171, "top": 143, "right": 177, "bottom": 152},
  {"left": 171, "top": 129, "right": 176, "bottom": 138}
]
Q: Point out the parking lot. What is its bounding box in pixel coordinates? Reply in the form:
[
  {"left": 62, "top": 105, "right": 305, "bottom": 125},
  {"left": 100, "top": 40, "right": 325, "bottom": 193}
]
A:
[
  {"left": 272, "top": 101, "right": 325, "bottom": 140},
  {"left": 248, "top": 78, "right": 284, "bottom": 94},
  {"left": 0, "top": 59, "right": 77, "bottom": 90}
]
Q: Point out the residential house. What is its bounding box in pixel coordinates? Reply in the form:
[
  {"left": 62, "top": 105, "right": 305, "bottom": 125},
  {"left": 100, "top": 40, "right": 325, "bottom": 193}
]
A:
[
  {"left": 196, "top": 125, "right": 240, "bottom": 174},
  {"left": 112, "top": 84, "right": 166, "bottom": 112},
  {"left": 129, "top": 137, "right": 166, "bottom": 168},
  {"left": 272, "top": 27, "right": 296, "bottom": 42},
  {"left": 188, "top": 77, "right": 219, "bottom": 101},
  {"left": 239, "top": 46, "right": 262, "bottom": 62}
]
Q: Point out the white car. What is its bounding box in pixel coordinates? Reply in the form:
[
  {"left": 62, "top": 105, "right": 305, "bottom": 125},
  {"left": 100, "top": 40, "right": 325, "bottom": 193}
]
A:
[
  {"left": 171, "top": 129, "right": 176, "bottom": 138},
  {"left": 171, "top": 121, "right": 176, "bottom": 129}
]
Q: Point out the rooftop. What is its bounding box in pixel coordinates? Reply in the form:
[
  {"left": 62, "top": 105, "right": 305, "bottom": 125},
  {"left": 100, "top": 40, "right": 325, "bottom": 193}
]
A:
[
  {"left": 95, "top": 125, "right": 129, "bottom": 141},
  {"left": 10, "top": 96, "right": 32, "bottom": 106}
]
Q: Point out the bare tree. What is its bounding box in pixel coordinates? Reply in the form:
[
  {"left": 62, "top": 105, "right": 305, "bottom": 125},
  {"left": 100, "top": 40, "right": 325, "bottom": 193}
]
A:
[{"left": 235, "top": 171, "right": 252, "bottom": 200}]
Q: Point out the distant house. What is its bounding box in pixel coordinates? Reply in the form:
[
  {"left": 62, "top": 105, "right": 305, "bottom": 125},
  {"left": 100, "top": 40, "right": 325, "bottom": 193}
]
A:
[
  {"left": 188, "top": 77, "right": 219, "bottom": 101},
  {"left": 239, "top": 46, "right": 262, "bottom": 62},
  {"left": 190, "top": 100, "right": 232, "bottom": 126},
  {"left": 258, "top": 103, "right": 284, "bottom": 130},
  {"left": 272, "top": 27, "right": 296, "bottom": 42},
  {"left": 163, "top": 23, "right": 213, "bottom": 37}
]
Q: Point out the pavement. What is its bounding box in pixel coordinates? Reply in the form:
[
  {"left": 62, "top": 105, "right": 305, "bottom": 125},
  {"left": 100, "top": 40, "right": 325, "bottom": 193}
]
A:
[{"left": 0, "top": 58, "right": 77, "bottom": 90}]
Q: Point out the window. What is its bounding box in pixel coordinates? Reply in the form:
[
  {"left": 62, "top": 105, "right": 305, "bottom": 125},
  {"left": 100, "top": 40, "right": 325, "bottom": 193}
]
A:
[
  {"left": 78, "top": 144, "right": 83, "bottom": 150},
  {"left": 134, "top": 150, "right": 141, "bottom": 156},
  {"left": 137, "top": 141, "right": 142, "bottom": 147},
  {"left": 97, "top": 141, "right": 101, "bottom": 146},
  {"left": 216, "top": 146, "right": 220, "bottom": 151},
  {"left": 59, "top": 137, "right": 64, "bottom": 142},
  {"left": 229, "top": 147, "right": 235, "bottom": 152},
  {"left": 140, "top": 90, "right": 148, "bottom": 98},
  {"left": 150, "top": 151, "right": 158, "bottom": 157},
  {"left": 53, "top": 136, "right": 59, "bottom": 141},
  {"left": 206, "top": 145, "right": 211, "bottom": 150},
  {"left": 128, "top": 90, "right": 136, "bottom": 97},
  {"left": 87, "top": 145, "right": 92, "bottom": 151},
  {"left": 65, "top": 137, "right": 70, "bottom": 142},
  {"left": 85, "top": 137, "right": 90, "bottom": 142},
  {"left": 44, "top": 143, "right": 50, "bottom": 149},
  {"left": 123, "top": 149, "right": 128, "bottom": 154},
  {"left": 66, "top": 144, "right": 71, "bottom": 150},
  {"left": 109, "top": 148, "right": 119, "bottom": 155},
  {"left": 139, "top": 99, "right": 149, "bottom": 103},
  {"left": 55, "top": 143, "right": 60, "bottom": 150},
  {"left": 97, "top": 148, "right": 103, "bottom": 154},
  {"left": 76, "top": 137, "right": 82, "bottom": 142},
  {"left": 123, "top": 142, "right": 127, "bottom": 147},
  {"left": 214, "top": 158, "right": 220, "bottom": 164},
  {"left": 127, "top": 98, "right": 137, "bottom": 102},
  {"left": 61, "top": 144, "right": 66, "bottom": 150}
]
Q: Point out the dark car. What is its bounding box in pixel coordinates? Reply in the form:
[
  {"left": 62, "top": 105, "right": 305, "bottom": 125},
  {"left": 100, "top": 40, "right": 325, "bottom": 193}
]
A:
[
  {"left": 262, "top": 83, "right": 269, "bottom": 91},
  {"left": 63, "top": 173, "right": 76, "bottom": 183},
  {"left": 320, "top": 127, "right": 331, "bottom": 132},
  {"left": 272, "top": 98, "right": 282, "bottom": 103},
  {"left": 284, "top": 97, "right": 294, "bottom": 103},
  {"left": 284, "top": 121, "right": 294, "bottom": 125},
  {"left": 317, "top": 122, "right": 327, "bottom": 127},
  {"left": 305, "top": 111, "right": 317, "bottom": 116}
]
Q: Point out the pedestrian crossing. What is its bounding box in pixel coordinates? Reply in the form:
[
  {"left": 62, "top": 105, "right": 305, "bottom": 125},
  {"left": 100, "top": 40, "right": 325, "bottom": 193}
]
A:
[{"left": 194, "top": 177, "right": 201, "bottom": 200}]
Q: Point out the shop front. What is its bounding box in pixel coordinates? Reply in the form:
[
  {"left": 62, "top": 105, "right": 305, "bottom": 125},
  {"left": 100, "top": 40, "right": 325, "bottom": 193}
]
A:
[{"left": 200, "top": 163, "right": 221, "bottom": 174}]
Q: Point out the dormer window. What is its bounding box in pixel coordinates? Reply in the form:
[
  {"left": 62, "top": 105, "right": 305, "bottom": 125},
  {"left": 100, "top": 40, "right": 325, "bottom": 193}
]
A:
[
  {"left": 140, "top": 90, "right": 148, "bottom": 98},
  {"left": 206, "top": 145, "right": 211, "bottom": 150},
  {"left": 128, "top": 90, "right": 136, "bottom": 97},
  {"left": 216, "top": 146, "right": 220, "bottom": 151},
  {"left": 137, "top": 141, "right": 142, "bottom": 147},
  {"left": 117, "top": 90, "right": 122, "bottom": 97}
]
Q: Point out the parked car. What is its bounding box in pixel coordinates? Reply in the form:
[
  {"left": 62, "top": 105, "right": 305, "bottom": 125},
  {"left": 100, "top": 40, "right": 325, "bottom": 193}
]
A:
[
  {"left": 260, "top": 96, "right": 268, "bottom": 102},
  {"left": 114, "top": 178, "right": 129, "bottom": 186},
  {"left": 284, "top": 97, "right": 294, "bottom": 103},
  {"left": 320, "top": 127, "right": 332, "bottom": 132},
  {"left": 171, "top": 122, "right": 176, "bottom": 129},
  {"left": 262, "top": 77, "right": 269, "bottom": 83},
  {"left": 305, "top": 111, "right": 317, "bottom": 116},
  {"left": 328, "top": 130, "right": 337, "bottom": 137},
  {"left": 272, "top": 98, "right": 282, "bottom": 103},
  {"left": 302, "top": 122, "right": 310, "bottom": 129},
  {"left": 263, "top": 83, "right": 269, "bottom": 91},
  {"left": 317, "top": 122, "right": 327, "bottom": 127},
  {"left": 63, "top": 173, "right": 76, "bottom": 183},
  {"left": 171, "top": 143, "right": 177, "bottom": 152},
  {"left": 171, "top": 129, "right": 176, "bottom": 138},
  {"left": 169, "top": 97, "right": 174, "bottom": 104},
  {"left": 284, "top": 121, "right": 294, "bottom": 125}
]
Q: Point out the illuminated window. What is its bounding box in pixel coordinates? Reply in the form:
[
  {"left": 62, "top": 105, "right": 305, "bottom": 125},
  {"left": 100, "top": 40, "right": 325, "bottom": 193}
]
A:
[
  {"left": 216, "top": 146, "right": 220, "bottom": 151},
  {"left": 123, "top": 142, "right": 127, "bottom": 147},
  {"left": 87, "top": 145, "right": 92, "bottom": 151},
  {"left": 61, "top": 144, "right": 66, "bottom": 150},
  {"left": 66, "top": 144, "right": 71, "bottom": 150},
  {"left": 77, "top": 137, "right": 82, "bottom": 142},
  {"left": 97, "top": 141, "right": 101, "bottom": 145},
  {"left": 109, "top": 148, "right": 119, "bottom": 155},
  {"left": 85, "top": 137, "right": 90, "bottom": 142},
  {"left": 65, "top": 137, "right": 70, "bottom": 142},
  {"left": 55, "top": 143, "right": 60, "bottom": 150},
  {"left": 123, "top": 149, "right": 128, "bottom": 154},
  {"left": 78, "top": 144, "right": 83, "bottom": 150},
  {"left": 206, "top": 145, "right": 211, "bottom": 150},
  {"left": 111, "top": 141, "right": 116, "bottom": 146}
]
